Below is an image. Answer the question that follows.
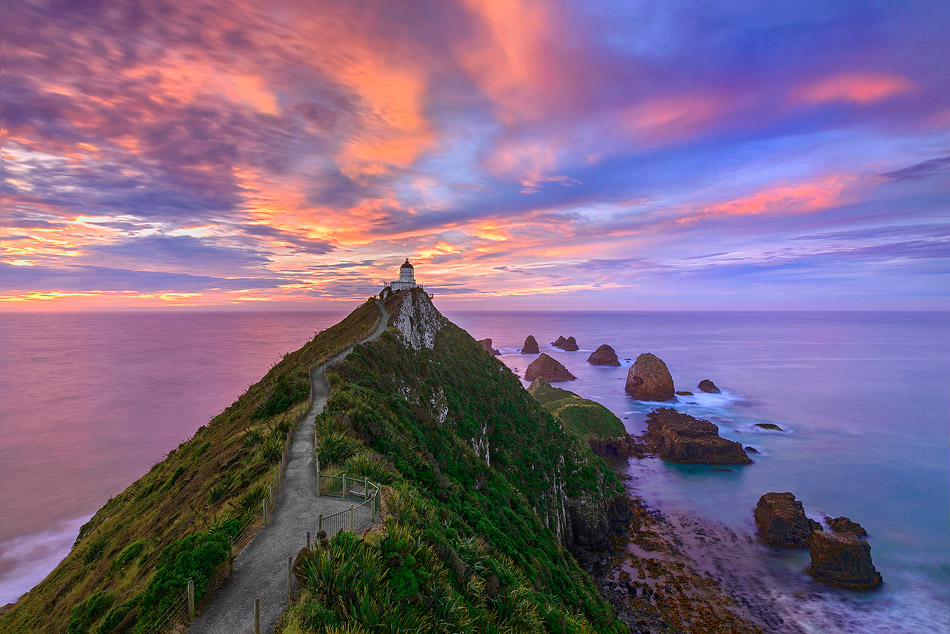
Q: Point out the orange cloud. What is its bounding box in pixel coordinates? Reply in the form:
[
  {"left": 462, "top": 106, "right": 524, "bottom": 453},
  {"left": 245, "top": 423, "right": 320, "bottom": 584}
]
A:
[
  {"left": 678, "top": 175, "right": 856, "bottom": 224},
  {"left": 796, "top": 73, "right": 913, "bottom": 106}
]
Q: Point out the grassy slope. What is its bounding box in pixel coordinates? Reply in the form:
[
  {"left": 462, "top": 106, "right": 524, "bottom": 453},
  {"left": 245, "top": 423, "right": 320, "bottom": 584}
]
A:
[
  {"left": 0, "top": 300, "right": 380, "bottom": 634},
  {"left": 280, "top": 290, "right": 627, "bottom": 633},
  {"left": 527, "top": 379, "right": 626, "bottom": 441}
]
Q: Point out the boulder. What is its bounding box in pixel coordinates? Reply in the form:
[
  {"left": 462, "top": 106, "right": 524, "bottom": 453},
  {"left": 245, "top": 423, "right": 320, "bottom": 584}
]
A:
[
  {"left": 645, "top": 408, "right": 752, "bottom": 465},
  {"left": 698, "top": 379, "right": 721, "bottom": 393},
  {"left": 808, "top": 530, "right": 882, "bottom": 590},
  {"left": 552, "top": 335, "right": 579, "bottom": 351},
  {"left": 587, "top": 344, "right": 620, "bottom": 366},
  {"left": 754, "top": 423, "right": 784, "bottom": 431},
  {"left": 675, "top": 391, "right": 693, "bottom": 396},
  {"left": 826, "top": 516, "right": 868, "bottom": 537},
  {"left": 754, "top": 492, "right": 822, "bottom": 547},
  {"left": 524, "top": 353, "right": 576, "bottom": 382},
  {"left": 477, "top": 338, "right": 500, "bottom": 355},
  {"left": 625, "top": 353, "right": 675, "bottom": 401},
  {"left": 521, "top": 335, "right": 540, "bottom": 354}
]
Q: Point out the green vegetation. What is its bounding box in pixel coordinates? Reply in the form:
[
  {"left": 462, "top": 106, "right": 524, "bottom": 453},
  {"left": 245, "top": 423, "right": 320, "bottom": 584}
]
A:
[
  {"left": 0, "top": 299, "right": 381, "bottom": 633},
  {"left": 528, "top": 378, "right": 626, "bottom": 440},
  {"left": 281, "top": 289, "right": 626, "bottom": 633}
]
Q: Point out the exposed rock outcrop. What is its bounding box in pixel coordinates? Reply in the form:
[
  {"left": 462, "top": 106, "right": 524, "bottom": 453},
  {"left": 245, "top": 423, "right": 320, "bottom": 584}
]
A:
[
  {"left": 393, "top": 287, "right": 446, "bottom": 350},
  {"left": 625, "top": 353, "right": 675, "bottom": 401},
  {"left": 588, "top": 434, "right": 649, "bottom": 459},
  {"left": 525, "top": 353, "right": 576, "bottom": 382},
  {"left": 808, "top": 530, "right": 882, "bottom": 589},
  {"left": 587, "top": 344, "right": 620, "bottom": 366},
  {"left": 645, "top": 408, "right": 752, "bottom": 465},
  {"left": 552, "top": 335, "right": 579, "bottom": 351},
  {"left": 827, "top": 516, "right": 868, "bottom": 537},
  {"left": 754, "top": 492, "right": 822, "bottom": 547},
  {"left": 698, "top": 379, "right": 721, "bottom": 393},
  {"left": 477, "top": 338, "right": 500, "bottom": 355},
  {"left": 521, "top": 335, "right": 540, "bottom": 354}
]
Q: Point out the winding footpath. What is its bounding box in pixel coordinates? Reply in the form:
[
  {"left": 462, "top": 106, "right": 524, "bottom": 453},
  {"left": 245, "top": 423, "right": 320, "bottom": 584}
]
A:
[{"left": 189, "top": 299, "right": 389, "bottom": 634}]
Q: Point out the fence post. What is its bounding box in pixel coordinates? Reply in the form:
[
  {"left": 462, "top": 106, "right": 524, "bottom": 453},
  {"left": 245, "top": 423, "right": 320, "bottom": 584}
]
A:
[
  {"left": 319, "top": 514, "right": 323, "bottom": 532},
  {"left": 363, "top": 477, "right": 368, "bottom": 500},
  {"left": 342, "top": 474, "right": 347, "bottom": 498},
  {"left": 306, "top": 531, "right": 311, "bottom": 550},
  {"left": 254, "top": 598, "right": 261, "bottom": 634},
  {"left": 269, "top": 484, "right": 273, "bottom": 503},
  {"left": 187, "top": 579, "right": 195, "bottom": 621},
  {"left": 372, "top": 491, "right": 376, "bottom": 523},
  {"left": 287, "top": 556, "right": 294, "bottom": 601},
  {"left": 316, "top": 456, "right": 321, "bottom": 495},
  {"left": 263, "top": 499, "right": 268, "bottom": 525},
  {"left": 350, "top": 505, "right": 355, "bottom": 531}
]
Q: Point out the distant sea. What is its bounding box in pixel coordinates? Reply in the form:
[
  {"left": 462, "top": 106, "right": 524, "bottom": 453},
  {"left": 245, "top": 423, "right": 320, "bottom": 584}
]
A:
[{"left": 1, "top": 311, "right": 948, "bottom": 631}]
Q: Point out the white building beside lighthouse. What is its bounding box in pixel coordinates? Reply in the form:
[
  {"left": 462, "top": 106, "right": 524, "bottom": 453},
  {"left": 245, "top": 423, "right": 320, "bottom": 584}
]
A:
[{"left": 389, "top": 258, "right": 417, "bottom": 291}]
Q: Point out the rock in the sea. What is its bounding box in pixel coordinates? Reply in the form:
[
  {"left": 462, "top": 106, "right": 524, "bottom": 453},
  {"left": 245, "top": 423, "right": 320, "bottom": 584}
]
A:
[
  {"left": 754, "top": 423, "right": 784, "bottom": 431},
  {"left": 675, "top": 391, "right": 694, "bottom": 396},
  {"left": 754, "top": 492, "right": 822, "bottom": 548},
  {"left": 826, "top": 516, "right": 868, "bottom": 537},
  {"left": 587, "top": 344, "right": 620, "bottom": 366},
  {"left": 525, "top": 353, "right": 576, "bottom": 382},
  {"left": 625, "top": 353, "right": 675, "bottom": 401},
  {"left": 744, "top": 446, "right": 760, "bottom": 454},
  {"left": 698, "top": 379, "right": 721, "bottom": 393},
  {"left": 521, "top": 335, "right": 540, "bottom": 354},
  {"left": 477, "top": 338, "right": 500, "bottom": 355},
  {"left": 808, "top": 530, "right": 882, "bottom": 590},
  {"left": 552, "top": 335, "right": 579, "bottom": 351},
  {"left": 645, "top": 408, "right": 752, "bottom": 465}
]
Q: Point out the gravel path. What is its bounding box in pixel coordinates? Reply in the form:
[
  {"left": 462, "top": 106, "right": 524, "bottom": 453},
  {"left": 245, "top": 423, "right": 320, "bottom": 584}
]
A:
[{"left": 189, "top": 299, "right": 389, "bottom": 634}]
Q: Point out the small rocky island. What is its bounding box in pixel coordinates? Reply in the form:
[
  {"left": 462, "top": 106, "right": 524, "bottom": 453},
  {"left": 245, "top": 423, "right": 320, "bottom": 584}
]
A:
[
  {"left": 697, "top": 379, "right": 721, "bottom": 393},
  {"left": 525, "top": 353, "right": 576, "bottom": 382},
  {"left": 625, "top": 353, "right": 675, "bottom": 401},
  {"left": 645, "top": 408, "right": 752, "bottom": 465},
  {"left": 477, "top": 338, "right": 500, "bottom": 355},
  {"left": 754, "top": 492, "right": 821, "bottom": 548},
  {"left": 552, "top": 335, "right": 579, "bottom": 351},
  {"left": 521, "top": 335, "right": 540, "bottom": 354},
  {"left": 588, "top": 344, "right": 620, "bottom": 366}
]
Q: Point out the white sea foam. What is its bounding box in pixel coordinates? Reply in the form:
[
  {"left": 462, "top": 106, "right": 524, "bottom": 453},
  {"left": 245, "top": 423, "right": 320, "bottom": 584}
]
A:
[{"left": 0, "top": 516, "right": 89, "bottom": 604}]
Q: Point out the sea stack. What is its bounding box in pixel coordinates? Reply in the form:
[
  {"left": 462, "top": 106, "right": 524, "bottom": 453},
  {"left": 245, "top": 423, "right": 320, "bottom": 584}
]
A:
[
  {"left": 625, "top": 353, "right": 675, "bottom": 401},
  {"left": 646, "top": 408, "right": 752, "bottom": 465},
  {"left": 525, "top": 353, "right": 576, "bottom": 382},
  {"left": 477, "top": 338, "right": 500, "bottom": 355},
  {"left": 521, "top": 335, "right": 540, "bottom": 354},
  {"left": 754, "top": 492, "right": 822, "bottom": 548},
  {"left": 808, "top": 531, "right": 883, "bottom": 590},
  {"left": 587, "top": 344, "right": 620, "bottom": 366},
  {"left": 826, "top": 516, "right": 868, "bottom": 537},
  {"left": 697, "top": 379, "right": 721, "bottom": 393}
]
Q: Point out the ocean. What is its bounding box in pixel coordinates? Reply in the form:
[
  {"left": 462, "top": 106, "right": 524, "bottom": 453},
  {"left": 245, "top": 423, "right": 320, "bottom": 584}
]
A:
[{"left": 1, "top": 310, "right": 947, "bottom": 631}]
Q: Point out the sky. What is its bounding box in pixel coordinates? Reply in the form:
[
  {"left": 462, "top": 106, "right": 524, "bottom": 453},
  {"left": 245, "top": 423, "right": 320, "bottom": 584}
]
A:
[{"left": 2, "top": 0, "right": 949, "bottom": 310}]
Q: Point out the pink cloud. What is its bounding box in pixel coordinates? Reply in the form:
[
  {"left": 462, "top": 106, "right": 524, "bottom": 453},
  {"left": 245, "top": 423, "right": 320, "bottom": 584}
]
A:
[{"left": 795, "top": 73, "right": 913, "bottom": 106}]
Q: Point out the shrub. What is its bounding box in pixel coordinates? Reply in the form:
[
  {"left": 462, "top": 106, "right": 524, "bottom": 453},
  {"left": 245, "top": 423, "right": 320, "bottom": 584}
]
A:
[
  {"left": 343, "top": 452, "right": 394, "bottom": 485},
  {"left": 67, "top": 591, "right": 113, "bottom": 634},
  {"left": 301, "top": 598, "right": 340, "bottom": 630},
  {"left": 254, "top": 372, "right": 309, "bottom": 419},
  {"left": 207, "top": 482, "right": 228, "bottom": 505},
  {"left": 260, "top": 435, "right": 282, "bottom": 464},
  {"left": 238, "top": 484, "right": 267, "bottom": 515},
  {"left": 96, "top": 594, "right": 140, "bottom": 634},
  {"left": 115, "top": 541, "right": 146, "bottom": 568},
  {"left": 160, "top": 465, "right": 185, "bottom": 491},
  {"left": 82, "top": 536, "right": 108, "bottom": 565},
  {"left": 317, "top": 432, "right": 361, "bottom": 467},
  {"left": 243, "top": 427, "right": 264, "bottom": 450}
]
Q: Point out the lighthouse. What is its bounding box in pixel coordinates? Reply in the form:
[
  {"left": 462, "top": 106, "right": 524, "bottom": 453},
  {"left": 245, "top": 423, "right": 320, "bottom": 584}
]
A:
[{"left": 389, "top": 258, "right": 418, "bottom": 291}]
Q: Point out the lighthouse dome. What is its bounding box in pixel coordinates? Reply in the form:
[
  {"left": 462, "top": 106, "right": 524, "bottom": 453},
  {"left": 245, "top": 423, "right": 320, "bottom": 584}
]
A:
[{"left": 401, "top": 259, "right": 414, "bottom": 269}]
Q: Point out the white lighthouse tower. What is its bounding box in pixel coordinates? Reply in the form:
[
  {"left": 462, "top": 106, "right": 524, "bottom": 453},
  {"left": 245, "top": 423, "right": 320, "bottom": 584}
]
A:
[{"left": 389, "top": 258, "right": 417, "bottom": 291}]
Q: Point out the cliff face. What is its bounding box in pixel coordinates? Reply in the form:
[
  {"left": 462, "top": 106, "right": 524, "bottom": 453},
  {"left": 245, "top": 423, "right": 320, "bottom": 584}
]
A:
[{"left": 335, "top": 290, "right": 627, "bottom": 551}]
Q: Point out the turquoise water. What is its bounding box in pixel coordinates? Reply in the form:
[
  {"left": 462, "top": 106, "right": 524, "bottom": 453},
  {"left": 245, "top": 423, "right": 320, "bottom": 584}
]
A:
[
  {"left": 1, "top": 310, "right": 947, "bottom": 630},
  {"left": 451, "top": 311, "right": 950, "bottom": 632}
]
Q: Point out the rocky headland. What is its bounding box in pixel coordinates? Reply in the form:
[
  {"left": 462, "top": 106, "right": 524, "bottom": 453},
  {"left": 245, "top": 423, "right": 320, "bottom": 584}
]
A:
[
  {"left": 524, "top": 352, "right": 576, "bottom": 382},
  {"left": 588, "top": 344, "right": 621, "bottom": 366},
  {"left": 625, "top": 353, "right": 675, "bottom": 401},
  {"left": 646, "top": 408, "right": 752, "bottom": 465}
]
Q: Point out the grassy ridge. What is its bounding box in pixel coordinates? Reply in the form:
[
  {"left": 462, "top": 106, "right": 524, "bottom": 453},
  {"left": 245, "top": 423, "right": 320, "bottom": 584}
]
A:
[
  {"left": 527, "top": 378, "right": 626, "bottom": 441},
  {"left": 280, "top": 290, "right": 627, "bottom": 633},
  {"left": 0, "top": 299, "right": 381, "bottom": 634}
]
